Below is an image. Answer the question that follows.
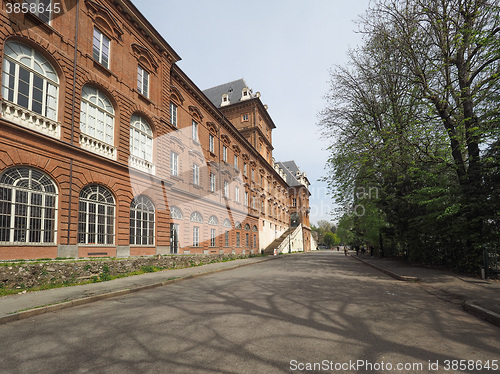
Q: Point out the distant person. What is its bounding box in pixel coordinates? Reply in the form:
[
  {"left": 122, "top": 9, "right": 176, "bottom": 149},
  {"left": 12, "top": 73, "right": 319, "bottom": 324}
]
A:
[
  {"left": 344, "top": 246, "right": 348, "bottom": 256},
  {"left": 355, "top": 246, "right": 359, "bottom": 256},
  {"left": 337, "top": 246, "right": 340, "bottom": 252}
]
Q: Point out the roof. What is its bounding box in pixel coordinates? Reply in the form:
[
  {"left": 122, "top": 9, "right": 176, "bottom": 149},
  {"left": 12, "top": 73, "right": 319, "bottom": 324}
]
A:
[
  {"left": 203, "top": 79, "right": 252, "bottom": 108},
  {"left": 276, "top": 161, "right": 310, "bottom": 188}
]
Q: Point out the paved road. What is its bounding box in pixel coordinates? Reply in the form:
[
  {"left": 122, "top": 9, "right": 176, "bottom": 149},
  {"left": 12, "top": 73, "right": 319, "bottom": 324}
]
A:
[{"left": 0, "top": 251, "right": 498, "bottom": 374}]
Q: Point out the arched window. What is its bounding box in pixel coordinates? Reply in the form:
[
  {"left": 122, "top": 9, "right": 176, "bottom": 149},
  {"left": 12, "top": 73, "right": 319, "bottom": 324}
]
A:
[
  {"left": 170, "top": 206, "right": 183, "bottom": 220},
  {"left": 2, "top": 41, "right": 58, "bottom": 120},
  {"left": 130, "top": 114, "right": 153, "bottom": 165},
  {"left": 244, "top": 223, "right": 250, "bottom": 231},
  {"left": 190, "top": 211, "right": 203, "bottom": 223},
  {"left": 222, "top": 219, "right": 231, "bottom": 228},
  {"left": 235, "top": 221, "right": 241, "bottom": 229},
  {"left": 80, "top": 85, "right": 115, "bottom": 157},
  {"left": 0, "top": 167, "right": 57, "bottom": 243},
  {"left": 78, "top": 185, "right": 115, "bottom": 245},
  {"left": 208, "top": 215, "right": 218, "bottom": 226},
  {"left": 130, "top": 195, "right": 155, "bottom": 245}
]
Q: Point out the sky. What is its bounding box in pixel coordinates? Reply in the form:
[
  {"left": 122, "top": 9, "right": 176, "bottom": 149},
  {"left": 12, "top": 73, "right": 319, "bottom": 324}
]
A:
[{"left": 133, "top": 0, "right": 372, "bottom": 225}]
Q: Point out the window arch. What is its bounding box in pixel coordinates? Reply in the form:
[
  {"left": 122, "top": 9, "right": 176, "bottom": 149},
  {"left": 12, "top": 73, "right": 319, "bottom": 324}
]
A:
[
  {"left": 130, "top": 195, "right": 155, "bottom": 245},
  {"left": 190, "top": 211, "right": 203, "bottom": 223},
  {"left": 80, "top": 85, "right": 115, "bottom": 157},
  {"left": 2, "top": 40, "right": 59, "bottom": 120},
  {"left": 0, "top": 167, "right": 57, "bottom": 243},
  {"left": 130, "top": 114, "right": 153, "bottom": 164},
  {"left": 244, "top": 223, "right": 250, "bottom": 231},
  {"left": 208, "top": 215, "right": 218, "bottom": 226},
  {"left": 170, "top": 206, "right": 183, "bottom": 220},
  {"left": 78, "top": 184, "right": 115, "bottom": 245}
]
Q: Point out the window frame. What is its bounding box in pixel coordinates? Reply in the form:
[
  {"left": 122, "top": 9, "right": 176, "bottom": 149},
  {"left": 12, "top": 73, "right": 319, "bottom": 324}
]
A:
[
  {"left": 80, "top": 85, "right": 115, "bottom": 146},
  {"left": 171, "top": 151, "right": 179, "bottom": 177},
  {"left": 93, "top": 27, "right": 111, "bottom": 68},
  {"left": 129, "top": 195, "right": 155, "bottom": 246},
  {"left": 137, "top": 65, "right": 149, "bottom": 98},
  {"left": 192, "top": 163, "right": 200, "bottom": 185},
  {"left": 130, "top": 114, "right": 153, "bottom": 164},
  {"left": 170, "top": 102, "right": 178, "bottom": 127},
  {"left": 2, "top": 41, "right": 59, "bottom": 121},
  {"left": 209, "top": 134, "right": 214, "bottom": 153},
  {"left": 77, "top": 184, "right": 115, "bottom": 245},
  {"left": 192, "top": 120, "right": 199, "bottom": 142},
  {"left": 0, "top": 167, "right": 58, "bottom": 244}
]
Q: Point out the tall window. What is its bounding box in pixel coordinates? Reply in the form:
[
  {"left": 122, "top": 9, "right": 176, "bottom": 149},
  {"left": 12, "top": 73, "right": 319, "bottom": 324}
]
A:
[
  {"left": 192, "top": 120, "right": 198, "bottom": 141},
  {"left": 80, "top": 85, "right": 114, "bottom": 146},
  {"left": 130, "top": 115, "right": 153, "bottom": 164},
  {"left": 130, "top": 195, "right": 155, "bottom": 245},
  {"left": 209, "top": 134, "right": 214, "bottom": 153},
  {"left": 171, "top": 152, "right": 179, "bottom": 176},
  {"left": 244, "top": 191, "right": 249, "bottom": 206},
  {"left": 235, "top": 186, "right": 240, "bottom": 203},
  {"left": 210, "top": 173, "right": 216, "bottom": 193},
  {"left": 24, "top": 0, "right": 56, "bottom": 23},
  {"left": 93, "top": 28, "right": 110, "bottom": 68},
  {"left": 2, "top": 41, "right": 58, "bottom": 120},
  {"left": 137, "top": 66, "right": 149, "bottom": 97},
  {"left": 78, "top": 185, "right": 115, "bottom": 245},
  {"left": 236, "top": 232, "right": 240, "bottom": 247},
  {"left": 0, "top": 167, "right": 57, "bottom": 243},
  {"left": 222, "top": 146, "right": 227, "bottom": 162},
  {"left": 193, "top": 164, "right": 200, "bottom": 185},
  {"left": 224, "top": 231, "right": 229, "bottom": 247},
  {"left": 234, "top": 155, "right": 238, "bottom": 170},
  {"left": 210, "top": 228, "right": 216, "bottom": 247},
  {"left": 223, "top": 180, "right": 229, "bottom": 198},
  {"left": 170, "top": 102, "right": 177, "bottom": 127},
  {"left": 193, "top": 226, "right": 199, "bottom": 247}
]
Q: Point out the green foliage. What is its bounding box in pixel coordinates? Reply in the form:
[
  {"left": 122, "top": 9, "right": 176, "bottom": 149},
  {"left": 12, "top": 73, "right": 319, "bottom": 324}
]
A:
[
  {"left": 319, "top": 0, "right": 500, "bottom": 273},
  {"left": 323, "top": 232, "right": 335, "bottom": 247}
]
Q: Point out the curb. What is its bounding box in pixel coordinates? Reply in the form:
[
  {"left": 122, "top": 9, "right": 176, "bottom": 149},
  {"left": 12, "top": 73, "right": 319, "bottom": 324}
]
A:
[
  {"left": 0, "top": 255, "right": 280, "bottom": 326},
  {"left": 463, "top": 301, "right": 500, "bottom": 327},
  {"left": 351, "top": 255, "right": 419, "bottom": 282}
]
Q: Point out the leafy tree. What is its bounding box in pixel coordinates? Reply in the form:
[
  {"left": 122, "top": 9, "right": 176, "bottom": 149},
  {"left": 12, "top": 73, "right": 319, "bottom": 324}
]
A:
[
  {"left": 320, "top": 0, "right": 500, "bottom": 272},
  {"left": 324, "top": 232, "right": 335, "bottom": 248}
]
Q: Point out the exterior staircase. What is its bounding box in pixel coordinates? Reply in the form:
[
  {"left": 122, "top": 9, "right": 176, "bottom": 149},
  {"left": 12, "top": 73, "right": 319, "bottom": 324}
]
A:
[{"left": 263, "top": 229, "right": 293, "bottom": 255}]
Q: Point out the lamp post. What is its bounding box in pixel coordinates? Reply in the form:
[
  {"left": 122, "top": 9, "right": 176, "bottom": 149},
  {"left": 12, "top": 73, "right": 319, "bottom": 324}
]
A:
[{"left": 288, "top": 214, "right": 291, "bottom": 253}]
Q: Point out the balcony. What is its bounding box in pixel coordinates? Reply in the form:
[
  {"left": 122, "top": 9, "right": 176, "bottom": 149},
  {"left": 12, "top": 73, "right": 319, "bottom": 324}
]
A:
[
  {"left": 79, "top": 133, "right": 116, "bottom": 160},
  {"left": 129, "top": 154, "right": 155, "bottom": 174},
  {"left": 1, "top": 99, "right": 60, "bottom": 138}
]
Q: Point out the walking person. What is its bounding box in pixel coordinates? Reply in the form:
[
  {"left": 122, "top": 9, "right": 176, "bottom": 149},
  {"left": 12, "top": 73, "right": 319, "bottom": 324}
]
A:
[{"left": 344, "top": 246, "right": 348, "bottom": 256}]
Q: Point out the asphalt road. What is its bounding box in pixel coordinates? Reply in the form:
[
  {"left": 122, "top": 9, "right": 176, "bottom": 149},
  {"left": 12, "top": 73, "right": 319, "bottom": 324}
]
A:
[{"left": 0, "top": 251, "right": 498, "bottom": 374}]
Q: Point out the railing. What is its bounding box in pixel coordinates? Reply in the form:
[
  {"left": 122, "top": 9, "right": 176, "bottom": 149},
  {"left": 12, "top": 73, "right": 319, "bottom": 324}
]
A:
[
  {"left": 1, "top": 99, "right": 60, "bottom": 138},
  {"left": 276, "top": 224, "right": 303, "bottom": 254},
  {"left": 129, "top": 154, "right": 155, "bottom": 174},
  {"left": 80, "top": 133, "right": 116, "bottom": 160}
]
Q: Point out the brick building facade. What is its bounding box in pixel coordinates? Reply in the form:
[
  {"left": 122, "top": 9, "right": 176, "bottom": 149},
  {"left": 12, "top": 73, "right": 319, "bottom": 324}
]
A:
[{"left": 0, "top": 0, "right": 311, "bottom": 260}]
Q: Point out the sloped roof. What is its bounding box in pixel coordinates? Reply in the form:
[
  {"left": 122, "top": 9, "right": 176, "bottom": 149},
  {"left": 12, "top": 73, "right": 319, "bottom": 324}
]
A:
[
  {"left": 203, "top": 78, "right": 250, "bottom": 108},
  {"left": 277, "top": 161, "right": 302, "bottom": 187}
]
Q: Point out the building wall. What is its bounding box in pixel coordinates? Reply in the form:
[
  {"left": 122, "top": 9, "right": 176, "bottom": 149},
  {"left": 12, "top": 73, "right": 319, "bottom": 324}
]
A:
[{"left": 0, "top": 0, "right": 309, "bottom": 260}]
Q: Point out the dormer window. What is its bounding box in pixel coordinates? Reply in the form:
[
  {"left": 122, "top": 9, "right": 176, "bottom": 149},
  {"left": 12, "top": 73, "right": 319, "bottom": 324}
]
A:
[
  {"left": 241, "top": 87, "right": 251, "bottom": 101},
  {"left": 221, "top": 93, "right": 229, "bottom": 107}
]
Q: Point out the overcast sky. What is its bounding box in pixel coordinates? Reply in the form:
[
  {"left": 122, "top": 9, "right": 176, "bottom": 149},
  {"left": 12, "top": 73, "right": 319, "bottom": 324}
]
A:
[{"left": 134, "top": 0, "right": 372, "bottom": 225}]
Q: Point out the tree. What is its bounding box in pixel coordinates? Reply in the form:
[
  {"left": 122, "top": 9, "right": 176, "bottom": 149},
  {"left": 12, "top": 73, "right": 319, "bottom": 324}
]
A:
[
  {"left": 324, "top": 232, "right": 335, "bottom": 248},
  {"left": 320, "top": 0, "right": 500, "bottom": 272}
]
